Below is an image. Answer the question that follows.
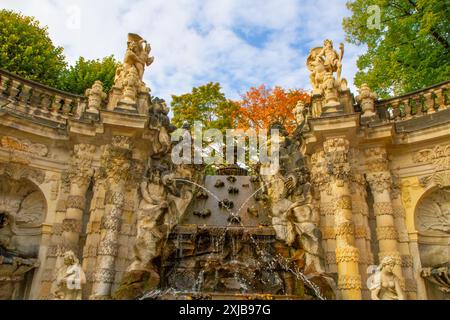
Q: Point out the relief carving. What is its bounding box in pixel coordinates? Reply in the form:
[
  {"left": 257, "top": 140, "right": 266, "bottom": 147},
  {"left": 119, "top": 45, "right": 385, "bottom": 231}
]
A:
[
  {"left": 0, "top": 136, "right": 48, "bottom": 157},
  {"left": 416, "top": 186, "right": 450, "bottom": 234}
]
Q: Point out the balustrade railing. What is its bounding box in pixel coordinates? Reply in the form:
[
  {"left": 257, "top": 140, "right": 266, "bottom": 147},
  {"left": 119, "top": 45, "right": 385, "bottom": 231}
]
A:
[
  {"left": 375, "top": 80, "right": 449, "bottom": 122},
  {"left": 0, "top": 69, "right": 85, "bottom": 123}
]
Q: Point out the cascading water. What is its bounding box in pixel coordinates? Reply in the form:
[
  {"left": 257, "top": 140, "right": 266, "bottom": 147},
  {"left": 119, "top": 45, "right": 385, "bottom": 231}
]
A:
[{"left": 141, "top": 172, "right": 334, "bottom": 300}]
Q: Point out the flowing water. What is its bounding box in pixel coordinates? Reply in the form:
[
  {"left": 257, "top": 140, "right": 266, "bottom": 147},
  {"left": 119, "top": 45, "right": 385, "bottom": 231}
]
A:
[{"left": 144, "top": 176, "right": 327, "bottom": 300}]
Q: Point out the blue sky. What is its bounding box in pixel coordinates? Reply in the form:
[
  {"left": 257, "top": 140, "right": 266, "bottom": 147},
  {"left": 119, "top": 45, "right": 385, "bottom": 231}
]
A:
[{"left": 1, "top": 0, "right": 366, "bottom": 103}]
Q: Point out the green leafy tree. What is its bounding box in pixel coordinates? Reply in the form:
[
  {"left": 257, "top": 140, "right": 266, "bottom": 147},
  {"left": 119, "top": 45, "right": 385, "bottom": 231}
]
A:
[
  {"left": 57, "top": 55, "right": 120, "bottom": 95},
  {"left": 171, "top": 82, "right": 239, "bottom": 132},
  {"left": 0, "top": 10, "right": 67, "bottom": 87},
  {"left": 343, "top": 0, "right": 450, "bottom": 98}
]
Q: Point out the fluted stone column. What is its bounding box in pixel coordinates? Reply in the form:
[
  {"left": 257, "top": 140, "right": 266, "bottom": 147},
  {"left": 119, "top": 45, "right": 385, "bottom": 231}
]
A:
[
  {"left": 323, "top": 138, "right": 362, "bottom": 300},
  {"left": 365, "top": 147, "right": 404, "bottom": 283},
  {"left": 90, "top": 136, "right": 132, "bottom": 299},
  {"left": 62, "top": 144, "right": 96, "bottom": 253}
]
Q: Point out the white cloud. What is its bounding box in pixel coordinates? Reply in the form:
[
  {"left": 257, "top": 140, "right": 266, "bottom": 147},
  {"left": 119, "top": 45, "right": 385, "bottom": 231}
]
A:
[{"left": 1, "top": 0, "right": 366, "bottom": 103}]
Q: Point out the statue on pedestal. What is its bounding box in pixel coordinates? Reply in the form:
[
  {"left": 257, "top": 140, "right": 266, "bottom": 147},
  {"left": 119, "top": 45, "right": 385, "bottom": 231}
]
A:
[
  {"left": 109, "top": 33, "right": 154, "bottom": 111},
  {"left": 54, "top": 251, "right": 86, "bottom": 300},
  {"left": 306, "top": 40, "right": 347, "bottom": 112}
]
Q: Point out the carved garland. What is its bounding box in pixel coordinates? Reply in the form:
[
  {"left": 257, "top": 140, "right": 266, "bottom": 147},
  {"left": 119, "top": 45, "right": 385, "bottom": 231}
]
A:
[
  {"left": 338, "top": 275, "right": 362, "bottom": 290},
  {"left": 373, "top": 202, "right": 394, "bottom": 216},
  {"left": 335, "top": 246, "right": 360, "bottom": 263},
  {"left": 376, "top": 227, "right": 399, "bottom": 241}
]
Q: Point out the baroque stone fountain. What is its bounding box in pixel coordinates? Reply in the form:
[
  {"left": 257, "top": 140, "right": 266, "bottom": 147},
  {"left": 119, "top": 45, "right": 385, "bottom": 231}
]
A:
[{"left": 136, "top": 157, "right": 335, "bottom": 300}]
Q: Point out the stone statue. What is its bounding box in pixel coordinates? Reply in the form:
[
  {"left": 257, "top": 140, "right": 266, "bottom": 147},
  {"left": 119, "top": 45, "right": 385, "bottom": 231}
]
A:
[
  {"left": 85, "top": 80, "right": 107, "bottom": 114},
  {"left": 367, "top": 257, "right": 405, "bottom": 300},
  {"left": 306, "top": 39, "right": 345, "bottom": 94},
  {"left": 129, "top": 167, "right": 169, "bottom": 273},
  {"left": 54, "top": 251, "right": 86, "bottom": 300},
  {"left": 109, "top": 33, "right": 154, "bottom": 111},
  {"left": 285, "top": 197, "right": 324, "bottom": 274},
  {"left": 122, "top": 33, "right": 154, "bottom": 83},
  {"left": 294, "top": 100, "right": 306, "bottom": 125},
  {"left": 318, "top": 40, "right": 344, "bottom": 82}
]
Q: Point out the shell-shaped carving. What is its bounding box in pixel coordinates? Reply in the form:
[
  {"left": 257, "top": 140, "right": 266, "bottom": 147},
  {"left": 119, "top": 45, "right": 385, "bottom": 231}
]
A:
[{"left": 416, "top": 187, "right": 450, "bottom": 234}]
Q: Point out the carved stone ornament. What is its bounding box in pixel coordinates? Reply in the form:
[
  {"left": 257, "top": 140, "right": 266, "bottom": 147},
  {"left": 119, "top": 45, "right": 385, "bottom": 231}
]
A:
[
  {"left": 0, "top": 136, "right": 48, "bottom": 157},
  {"left": 416, "top": 186, "right": 450, "bottom": 234},
  {"left": 366, "top": 171, "right": 392, "bottom": 194},
  {"left": 85, "top": 80, "right": 107, "bottom": 114},
  {"left": 0, "top": 163, "right": 45, "bottom": 185},
  {"left": 306, "top": 39, "right": 345, "bottom": 94},
  {"left": 367, "top": 257, "right": 405, "bottom": 300},
  {"left": 53, "top": 251, "right": 86, "bottom": 300},
  {"left": 323, "top": 138, "right": 351, "bottom": 181},
  {"left": 413, "top": 144, "right": 450, "bottom": 171},
  {"left": 338, "top": 274, "right": 362, "bottom": 290},
  {"left": 356, "top": 84, "right": 377, "bottom": 117},
  {"left": 66, "top": 144, "right": 96, "bottom": 189}
]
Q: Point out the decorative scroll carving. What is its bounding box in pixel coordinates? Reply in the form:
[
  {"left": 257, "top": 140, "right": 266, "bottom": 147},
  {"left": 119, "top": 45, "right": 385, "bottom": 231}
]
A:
[
  {"left": 413, "top": 144, "right": 450, "bottom": 171},
  {"left": 0, "top": 136, "right": 48, "bottom": 157}
]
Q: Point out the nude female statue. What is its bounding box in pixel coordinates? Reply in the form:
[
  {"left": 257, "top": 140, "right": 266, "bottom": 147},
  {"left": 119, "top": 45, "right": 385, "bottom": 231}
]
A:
[{"left": 368, "top": 256, "right": 405, "bottom": 300}]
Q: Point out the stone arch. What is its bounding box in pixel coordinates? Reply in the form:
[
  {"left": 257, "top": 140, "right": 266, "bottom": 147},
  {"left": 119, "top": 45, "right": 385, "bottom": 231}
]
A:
[
  {"left": 0, "top": 175, "right": 47, "bottom": 299},
  {"left": 413, "top": 175, "right": 450, "bottom": 299},
  {"left": 0, "top": 175, "right": 47, "bottom": 256}
]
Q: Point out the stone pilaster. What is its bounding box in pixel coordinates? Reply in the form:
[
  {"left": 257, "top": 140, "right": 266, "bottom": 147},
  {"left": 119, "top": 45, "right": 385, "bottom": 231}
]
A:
[
  {"left": 348, "top": 149, "right": 373, "bottom": 299},
  {"left": 90, "top": 136, "right": 132, "bottom": 299},
  {"left": 311, "top": 151, "right": 336, "bottom": 273},
  {"left": 62, "top": 144, "right": 96, "bottom": 253},
  {"left": 324, "top": 138, "right": 362, "bottom": 300},
  {"left": 365, "top": 147, "right": 404, "bottom": 286}
]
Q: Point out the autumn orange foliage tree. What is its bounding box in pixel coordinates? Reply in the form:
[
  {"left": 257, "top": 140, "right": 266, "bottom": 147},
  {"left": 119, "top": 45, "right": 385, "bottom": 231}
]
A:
[{"left": 233, "top": 85, "right": 310, "bottom": 134}]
